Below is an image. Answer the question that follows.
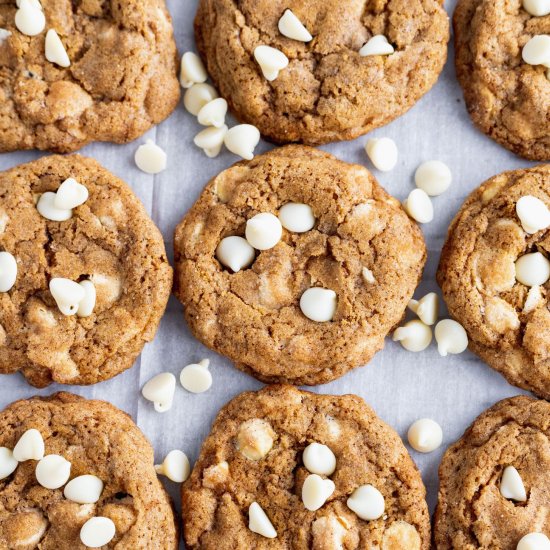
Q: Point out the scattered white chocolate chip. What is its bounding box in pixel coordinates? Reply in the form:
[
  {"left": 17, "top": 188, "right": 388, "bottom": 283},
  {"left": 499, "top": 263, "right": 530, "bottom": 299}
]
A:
[
  {"left": 517, "top": 533, "right": 550, "bottom": 550},
  {"left": 12, "top": 429, "right": 44, "bottom": 461},
  {"left": 415, "top": 161, "right": 452, "bottom": 196},
  {"left": 15, "top": 0, "right": 45, "bottom": 37},
  {"left": 515, "top": 252, "right": 550, "bottom": 287},
  {"left": 392, "top": 320, "right": 432, "bottom": 352},
  {"left": 64, "top": 475, "right": 104, "bottom": 504},
  {"left": 302, "top": 474, "right": 335, "bottom": 511},
  {"left": 180, "top": 359, "right": 212, "bottom": 393},
  {"left": 216, "top": 236, "right": 255, "bottom": 272},
  {"left": 49, "top": 278, "right": 86, "bottom": 316},
  {"left": 0, "top": 448, "right": 18, "bottom": 480},
  {"left": 403, "top": 189, "right": 434, "bottom": 224},
  {"left": 197, "top": 98, "right": 228, "bottom": 128},
  {"left": 278, "top": 203, "right": 315, "bottom": 233},
  {"left": 300, "top": 287, "right": 337, "bottom": 322},
  {"left": 408, "top": 292, "right": 439, "bottom": 326},
  {"left": 77, "top": 280, "right": 96, "bottom": 317},
  {"left": 302, "top": 442, "right": 336, "bottom": 476},
  {"left": 134, "top": 140, "right": 167, "bottom": 175},
  {"left": 80, "top": 517, "right": 116, "bottom": 548},
  {"left": 194, "top": 125, "right": 228, "bottom": 158},
  {"left": 522, "top": 35, "right": 550, "bottom": 66},
  {"left": 516, "top": 195, "right": 550, "bottom": 234},
  {"left": 362, "top": 267, "right": 376, "bottom": 284},
  {"left": 407, "top": 419, "right": 443, "bottom": 453},
  {"left": 245, "top": 213, "right": 282, "bottom": 250},
  {"left": 45, "top": 29, "right": 70, "bottom": 68},
  {"left": 35, "top": 454, "right": 71, "bottom": 489},
  {"left": 224, "top": 124, "right": 261, "bottom": 160},
  {"left": 500, "top": 466, "right": 527, "bottom": 502},
  {"left": 249, "top": 502, "right": 277, "bottom": 539},
  {"left": 434, "top": 319, "right": 469, "bottom": 357},
  {"left": 0, "top": 251, "right": 17, "bottom": 292},
  {"left": 54, "top": 178, "right": 88, "bottom": 210},
  {"left": 184, "top": 83, "right": 218, "bottom": 116},
  {"left": 359, "top": 35, "right": 394, "bottom": 57},
  {"left": 523, "top": 0, "right": 550, "bottom": 16},
  {"left": 141, "top": 372, "right": 176, "bottom": 413},
  {"left": 278, "top": 9, "right": 312, "bottom": 42},
  {"left": 254, "top": 45, "right": 289, "bottom": 81},
  {"left": 236, "top": 419, "right": 275, "bottom": 460},
  {"left": 347, "top": 484, "right": 385, "bottom": 521},
  {"left": 365, "top": 138, "right": 398, "bottom": 172},
  {"left": 155, "top": 450, "right": 190, "bottom": 483},
  {"left": 524, "top": 285, "right": 543, "bottom": 313},
  {"left": 180, "top": 51, "right": 208, "bottom": 88},
  {"left": 36, "top": 192, "right": 73, "bottom": 222}
]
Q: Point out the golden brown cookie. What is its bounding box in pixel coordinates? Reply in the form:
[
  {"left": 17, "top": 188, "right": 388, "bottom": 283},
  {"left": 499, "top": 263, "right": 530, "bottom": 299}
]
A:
[
  {"left": 194, "top": 0, "right": 449, "bottom": 145},
  {"left": 0, "top": 0, "right": 180, "bottom": 153},
  {"left": 437, "top": 166, "right": 550, "bottom": 399},
  {"left": 182, "top": 385, "right": 430, "bottom": 549},
  {"left": 0, "top": 155, "right": 172, "bottom": 387},
  {"left": 434, "top": 396, "right": 550, "bottom": 549},
  {"left": 174, "top": 146, "right": 426, "bottom": 386},
  {"left": 454, "top": 0, "right": 550, "bottom": 160},
  {"left": 0, "top": 392, "right": 178, "bottom": 549}
]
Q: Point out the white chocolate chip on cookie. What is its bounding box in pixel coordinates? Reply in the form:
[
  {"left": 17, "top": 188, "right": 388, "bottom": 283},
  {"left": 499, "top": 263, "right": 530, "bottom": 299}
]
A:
[
  {"left": 407, "top": 419, "right": 443, "bottom": 453},
  {"left": 155, "top": 450, "right": 190, "bottom": 483},
  {"left": 516, "top": 195, "right": 550, "bottom": 234},
  {"left": 524, "top": 285, "right": 544, "bottom": 313},
  {"left": 523, "top": 0, "right": 550, "bottom": 16},
  {"left": 500, "top": 466, "right": 527, "bottom": 502},
  {"left": 0, "top": 448, "right": 18, "bottom": 480},
  {"left": 0, "top": 251, "right": 17, "bottom": 292},
  {"left": 347, "top": 484, "right": 385, "bottom": 521},
  {"left": 35, "top": 454, "right": 71, "bottom": 489},
  {"left": 246, "top": 213, "right": 283, "bottom": 250},
  {"left": 64, "top": 475, "right": 104, "bottom": 504},
  {"left": 249, "top": 502, "right": 277, "bottom": 539},
  {"left": 393, "top": 320, "right": 432, "bottom": 352},
  {"left": 434, "top": 319, "right": 469, "bottom": 356},
  {"left": 54, "top": 178, "right": 88, "bottom": 210},
  {"left": 236, "top": 419, "right": 275, "bottom": 460},
  {"left": 278, "top": 9, "right": 312, "bottom": 42},
  {"left": 77, "top": 280, "right": 96, "bottom": 317},
  {"left": 142, "top": 372, "right": 176, "bottom": 413},
  {"left": 303, "top": 442, "right": 336, "bottom": 476},
  {"left": 382, "top": 521, "right": 421, "bottom": 550},
  {"left": 360, "top": 35, "right": 394, "bottom": 56},
  {"left": 515, "top": 252, "right": 550, "bottom": 287},
  {"left": 302, "top": 474, "right": 335, "bottom": 511},
  {"left": 517, "top": 533, "right": 550, "bottom": 550},
  {"left": 180, "top": 359, "right": 212, "bottom": 393},
  {"left": 80, "top": 517, "right": 116, "bottom": 548},
  {"left": 254, "top": 45, "right": 289, "bottom": 81},
  {"left": 13, "top": 429, "right": 44, "bottom": 461},
  {"left": 45, "top": 29, "right": 71, "bottom": 68},
  {"left": 522, "top": 35, "right": 550, "bottom": 66},
  {"left": 15, "top": 0, "right": 45, "bottom": 37},
  {"left": 37, "top": 192, "right": 73, "bottom": 222},
  {"left": 49, "top": 278, "right": 86, "bottom": 316},
  {"left": 180, "top": 51, "right": 208, "bottom": 88},
  {"left": 300, "top": 288, "right": 337, "bottom": 322},
  {"left": 365, "top": 138, "right": 398, "bottom": 172},
  {"left": 278, "top": 203, "right": 315, "bottom": 233},
  {"left": 135, "top": 140, "right": 167, "bottom": 174},
  {"left": 216, "top": 236, "right": 255, "bottom": 272},
  {"left": 224, "top": 124, "right": 261, "bottom": 160}
]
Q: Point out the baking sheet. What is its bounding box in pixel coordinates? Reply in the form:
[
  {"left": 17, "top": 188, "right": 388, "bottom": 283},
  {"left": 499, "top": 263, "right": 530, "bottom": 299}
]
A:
[{"left": 0, "top": 0, "right": 536, "bottom": 544}]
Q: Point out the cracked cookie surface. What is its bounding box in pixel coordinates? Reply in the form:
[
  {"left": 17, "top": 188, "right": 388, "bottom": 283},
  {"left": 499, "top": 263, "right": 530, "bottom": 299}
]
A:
[
  {"left": 434, "top": 396, "right": 550, "bottom": 549},
  {"left": 0, "top": 0, "right": 180, "bottom": 153},
  {"left": 174, "top": 146, "right": 426, "bottom": 386},
  {"left": 454, "top": 0, "right": 550, "bottom": 160},
  {"left": 0, "top": 155, "right": 172, "bottom": 387},
  {"left": 437, "top": 166, "right": 550, "bottom": 399},
  {"left": 0, "top": 392, "right": 178, "bottom": 549},
  {"left": 194, "top": 0, "right": 449, "bottom": 145},
  {"left": 182, "top": 385, "right": 430, "bottom": 549}
]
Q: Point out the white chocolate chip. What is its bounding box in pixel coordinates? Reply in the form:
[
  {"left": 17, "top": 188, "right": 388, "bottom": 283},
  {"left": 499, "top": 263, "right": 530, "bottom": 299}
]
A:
[
  {"left": 392, "top": 320, "right": 432, "bottom": 352},
  {"left": 37, "top": 192, "right": 73, "bottom": 222},
  {"left": 77, "top": 280, "right": 96, "bottom": 317},
  {"left": 500, "top": 466, "right": 527, "bottom": 502},
  {"left": 134, "top": 140, "right": 167, "bottom": 174},
  {"left": 522, "top": 35, "right": 550, "bottom": 66},
  {"left": 197, "top": 98, "right": 228, "bottom": 128},
  {"left": 434, "top": 319, "right": 469, "bottom": 356},
  {"left": 49, "top": 278, "right": 86, "bottom": 316},
  {"left": 12, "top": 429, "right": 44, "bottom": 461},
  {"left": 184, "top": 83, "right": 218, "bottom": 116},
  {"left": 278, "top": 203, "right": 315, "bottom": 233},
  {"left": 302, "top": 474, "right": 335, "bottom": 511},
  {"left": 254, "top": 45, "right": 289, "bottom": 81},
  {"left": 365, "top": 138, "right": 398, "bottom": 172},
  {"left": 278, "top": 9, "right": 312, "bottom": 42},
  {"left": 45, "top": 29, "right": 70, "bottom": 68},
  {"left": 516, "top": 195, "right": 550, "bottom": 234},
  {"left": 246, "top": 213, "right": 282, "bottom": 250},
  {"left": 408, "top": 293, "right": 439, "bottom": 326},
  {"left": 54, "top": 178, "right": 88, "bottom": 210},
  {"left": 312, "top": 515, "right": 348, "bottom": 550},
  {"left": 15, "top": 0, "right": 45, "bottom": 37},
  {"left": 35, "top": 454, "right": 71, "bottom": 489},
  {"left": 80, "top": 517, "right": 116, "bottom": 548},
  {"left": 194, "top": 125, "right": 228, "bottom": 158},
  {"left": 524, "top": 285, "right": 543, "bottom": 313},
  {"left": 359, "top": 35, "right": 394, "bottom": 57},
  {"left": 407, "top": 419, "right": 443, "bottom": 453},
  {"left": 347, "top": 484, "right": 385, "bottom": 521},
  {"left": 523, "top": 0, "right": 550, "bottom": 16},
  {"left": 517, "top": 533, "right": 550, "bottom": 550},
  {"left": 155, "top": 450, "right": 190, "bottom": 483},
  {"left": 216, "top": 236, "right": 255, "bottom": 272},
  {"left": 300, "top": 287, "right": 337, "bottom": 322},
  {"left": 224, "top": 124, "right": 261, "bottom": 160},
  {"left": 0, "top": 448, "right": 18, "bottom": 480},
  {"left": 141, "top": 372, "right": 176, "bottom": 413},
  {"left": 415, "top": 161, "right": 452, "bottom": 196},
  {"left": 403, "top": 189, "right": 434, "bottom": 224},
  {"left": 303, "top": 442, "right": 336, "bottom": 476},
  {"left": 362, "top": 267, "right": 376, "bottom": 284},
  {"left": 249, "top": 502, "right": 277, "bottom": 539},
  {"left": 180, "top": 359, "right": 212, "bottom": 393},
  {"left": 0, "top": 29, "right": 12, "bottom": 44},
  {"left": 64, "top": 475, "right": 104, "bottom": 504},
  {"left": 236, "top": 419, "right": 275, "bottom": 461},
  {"left": 382, "top": 521, "right": 421, "bottom": 550},
  {"left": 515, "top": 252, "right": 550, "bottom": 287},
  {"left": 180, "top": 51, "right": 208, "bottom": 88},
  {"left": 0, "top": 251, "right": 17, "bottom": 292},
  {"left": 16, "top": 0, "right": 42, "bottom": 8}
]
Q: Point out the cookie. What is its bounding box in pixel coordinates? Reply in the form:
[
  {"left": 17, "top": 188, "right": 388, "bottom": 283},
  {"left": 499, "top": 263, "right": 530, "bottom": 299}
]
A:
[
  {"left": 174, "top": 146, "right": 426, "bottom": 386},
  {"left": 182, "top": 385, "right": 430, "bottom": 549},
  {"left": 0, "top": 0, "right": 180, "bottom": 153},
  {"left": 0, "top": 392, "right": 178, "bottom": 549},
  {"left": 434, "top": 396, "right": 550, "bottom": 549},
  {"left": 0, "top": 155, "right": 172, "bottom": 387},
  {"left": 194, "top": 0, "right": 449, "bottom": 145},
  {"left": 437, "top": 166, "right": 550, "bottom": 398},
  {"left": 454, "top": 0, "right": 550, "bottom": 160}
]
